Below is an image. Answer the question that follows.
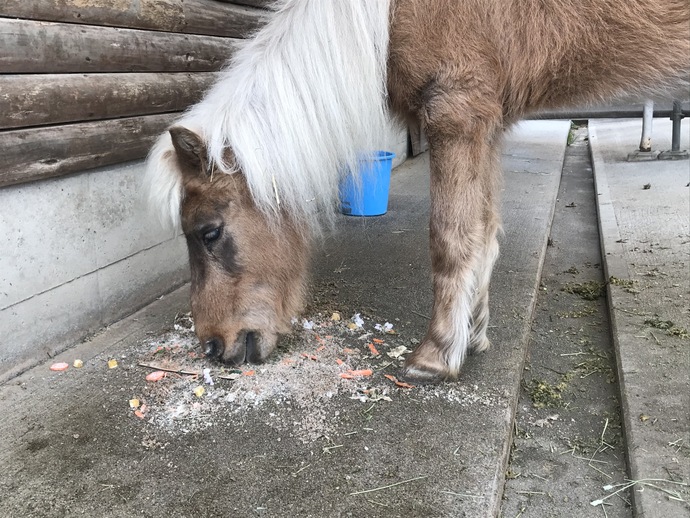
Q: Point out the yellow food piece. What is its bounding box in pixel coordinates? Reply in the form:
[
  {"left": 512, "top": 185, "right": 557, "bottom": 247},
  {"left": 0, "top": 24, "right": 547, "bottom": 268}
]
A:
[
  {"left": 193, "top": 386, "right": 205, "bottom": 398},
  {"left": 331, "top": 312, "right": 341, "bottom": 321},
  {"left": 129, "top": 398, "right": 140, "bottom": 408},
  {"left": 107, "top": 359, "right": 118, "bottom": 369},
  {"left": 73, "top": 359, "right": 84, "bottom": 368}
]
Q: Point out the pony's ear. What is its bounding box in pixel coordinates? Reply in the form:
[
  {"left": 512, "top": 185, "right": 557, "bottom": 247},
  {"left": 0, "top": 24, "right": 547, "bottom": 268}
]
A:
[{"left": 169, "top": 126, "right": 208, "bottom": 177}]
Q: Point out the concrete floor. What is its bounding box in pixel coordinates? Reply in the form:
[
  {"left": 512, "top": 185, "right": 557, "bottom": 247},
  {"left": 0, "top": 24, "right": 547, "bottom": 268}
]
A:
[{"left": 0, "top": 119, "right": 687, "bottom": 517}]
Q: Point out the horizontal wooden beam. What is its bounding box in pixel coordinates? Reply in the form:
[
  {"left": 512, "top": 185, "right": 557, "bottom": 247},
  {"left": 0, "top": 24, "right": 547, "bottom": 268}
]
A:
[
  {"left": 215, "top": 0, "right": 273, "bottom": 8},
  {"left": 0, "top": 0, "right": 268, "bottom": 39},
  {"left": 0, "top": 19, "right": 239, "bottom": 73},
  {"left": 0, "top": 114, "right": 178, "bottom": 188},
  {"left": 0, "top": 73, "right": 216, "bottom": 130}
]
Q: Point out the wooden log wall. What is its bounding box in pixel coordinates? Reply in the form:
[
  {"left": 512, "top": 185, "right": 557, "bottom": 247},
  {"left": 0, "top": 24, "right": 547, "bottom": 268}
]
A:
[{"left": 0, "top": 0, "right": 270, "bottom": 188}]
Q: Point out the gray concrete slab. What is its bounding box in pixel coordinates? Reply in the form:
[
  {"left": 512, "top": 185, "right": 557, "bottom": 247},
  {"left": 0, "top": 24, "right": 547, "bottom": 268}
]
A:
[
  {"left": 0, "top": 172, "right": 98, "bottom": 309},
  {"left": 590, "top": 119, "right": 690, "bottom": 517},
  {"left": 0, "top": 237, "right": 189, "bottom": 384},
  {"left": 0, "top": 121, "right": 570, "bottom": 517}
]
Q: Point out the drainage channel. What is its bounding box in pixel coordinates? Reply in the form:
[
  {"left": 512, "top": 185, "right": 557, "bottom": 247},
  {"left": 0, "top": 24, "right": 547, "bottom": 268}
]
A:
[{"left": 500, "top": 125, "right": 632, "bottom": 517}]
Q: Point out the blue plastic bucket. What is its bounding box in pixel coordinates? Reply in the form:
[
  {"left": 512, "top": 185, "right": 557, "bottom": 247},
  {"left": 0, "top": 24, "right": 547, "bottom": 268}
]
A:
[{"left": 340, "top": 151, "right": 395, "bottom": 216}]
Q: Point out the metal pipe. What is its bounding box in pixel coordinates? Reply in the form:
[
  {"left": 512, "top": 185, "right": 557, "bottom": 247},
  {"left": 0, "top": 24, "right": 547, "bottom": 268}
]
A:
[
  {"left": 531, "top": 105, "right": 690, "bottom": 120},
  {"left": 658, "top": 100, "right": 688, "bottom": 160},
  {"left": 671, "top": 100, "right": 683, "bottom": 152},
  {"left": 639, "top": 100, "right": 654, "bottom": 151}
]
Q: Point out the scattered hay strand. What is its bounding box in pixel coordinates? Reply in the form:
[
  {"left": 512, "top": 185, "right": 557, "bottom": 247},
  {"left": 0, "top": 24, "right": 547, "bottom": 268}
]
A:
[
  {"left": 350, "top": 475, "right": 428, "bottom": 496},
  {"left": 439, "top": 490, "right": 483, "bottom": 500},
  {"left": 591, "top": 478, "right": 689, "bottom": 507},
  {"left": 138, "top": 362, "right": 200, "bottom": 377}
]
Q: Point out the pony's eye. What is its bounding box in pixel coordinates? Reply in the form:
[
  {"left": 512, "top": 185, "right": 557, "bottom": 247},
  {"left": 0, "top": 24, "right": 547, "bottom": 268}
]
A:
[{"left": 202, "top": 227, "right": 221, "bottom": 245}]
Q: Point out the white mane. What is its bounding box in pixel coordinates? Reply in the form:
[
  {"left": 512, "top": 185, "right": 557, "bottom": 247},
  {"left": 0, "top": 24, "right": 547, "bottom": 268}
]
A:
[{"left": 146, "top": 0, "right": 392, "bottom": 231}]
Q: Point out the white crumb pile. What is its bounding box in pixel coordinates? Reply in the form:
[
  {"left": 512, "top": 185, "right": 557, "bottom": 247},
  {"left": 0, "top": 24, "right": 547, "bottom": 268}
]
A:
[{"left": 129, "top": 312, "right": 500, "bottom": 441}]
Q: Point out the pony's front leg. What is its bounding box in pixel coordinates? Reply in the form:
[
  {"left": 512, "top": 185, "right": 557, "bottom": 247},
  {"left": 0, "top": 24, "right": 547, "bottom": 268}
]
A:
[{"left": 402, "top": 128, "right": 501, "bottom": 383}]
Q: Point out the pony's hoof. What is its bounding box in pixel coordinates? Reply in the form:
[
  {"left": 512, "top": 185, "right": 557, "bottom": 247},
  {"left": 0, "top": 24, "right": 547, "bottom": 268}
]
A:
[
  {"left": 470, "top": 336, "right": 491, "bottom": 354},
  {"left": 400, "top": 338, "right": 457, "bottom": 384},
  {"left": 399, "top": 360, "right": 449, "bottom": 385}
]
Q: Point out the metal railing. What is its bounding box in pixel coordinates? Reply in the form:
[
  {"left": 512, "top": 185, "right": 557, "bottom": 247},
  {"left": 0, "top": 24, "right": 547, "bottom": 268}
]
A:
[{"left": 531, "top": 100, "right": 689, "bottom": 161}]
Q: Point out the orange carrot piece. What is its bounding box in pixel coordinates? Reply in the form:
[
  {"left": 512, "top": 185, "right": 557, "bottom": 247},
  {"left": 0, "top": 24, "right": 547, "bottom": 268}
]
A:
[
  {"left": 145, "top": 370, "right": 166, "bottom": 382},
  {"left": 243, "top": 370, "right": 256, "bottom": 376},
  {"left": 316, "top": 345, "right": 326, "bottom": 352},
  {"left": 134, "top": 410, "right": 145, "bottom": 419},
  {"left": 349, "top": 369, "right": 373, "bottom": 377},
  {"left": 367, "top": 343, "right": 380, "bottom": 356},
  {"left": 340, "top": 369, "right": 373, "bottom": 379},
  {"left": 384, "top": 374, "right": 415, "bottom": 389},
  {"left": 49, "top": 362, "right": 69, "bottom": 372},
  {"left": 336, "top": 358, "right": 345, "bottom": 366},
  {"left": 372, "top": 338, "right": 384, "bottom": 344}
]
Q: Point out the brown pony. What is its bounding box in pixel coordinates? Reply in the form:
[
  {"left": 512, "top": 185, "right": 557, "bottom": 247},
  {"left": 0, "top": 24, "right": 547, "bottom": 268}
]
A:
[{"left": 146, "top": 0, "right": 689, "bottom": 382}]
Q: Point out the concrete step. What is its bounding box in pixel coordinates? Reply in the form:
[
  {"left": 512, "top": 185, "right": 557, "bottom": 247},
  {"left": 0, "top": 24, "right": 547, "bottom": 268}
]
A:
[{"left": 590, "top": 119, "right": 690, "bottom": 517}]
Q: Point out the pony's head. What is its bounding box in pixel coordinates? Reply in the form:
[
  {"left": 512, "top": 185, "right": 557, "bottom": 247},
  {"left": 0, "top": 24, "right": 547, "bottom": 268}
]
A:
[{"left": 153, "top": 126, "right": 310, "bottom": 365}]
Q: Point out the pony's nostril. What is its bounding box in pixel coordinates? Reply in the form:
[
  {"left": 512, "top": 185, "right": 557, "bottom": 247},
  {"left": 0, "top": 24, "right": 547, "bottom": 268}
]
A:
[
  {"left": 203, "top": 337, "right": 224, "bottom": 358},
  {"left": 245, "top": 331, "right": 260, "bottom": 363}
]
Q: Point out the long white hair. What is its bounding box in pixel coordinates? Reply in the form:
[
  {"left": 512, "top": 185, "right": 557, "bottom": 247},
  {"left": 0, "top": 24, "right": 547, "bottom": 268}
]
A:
[{"left": 146, "top": 0, "right": 392, "bottom": 230}]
